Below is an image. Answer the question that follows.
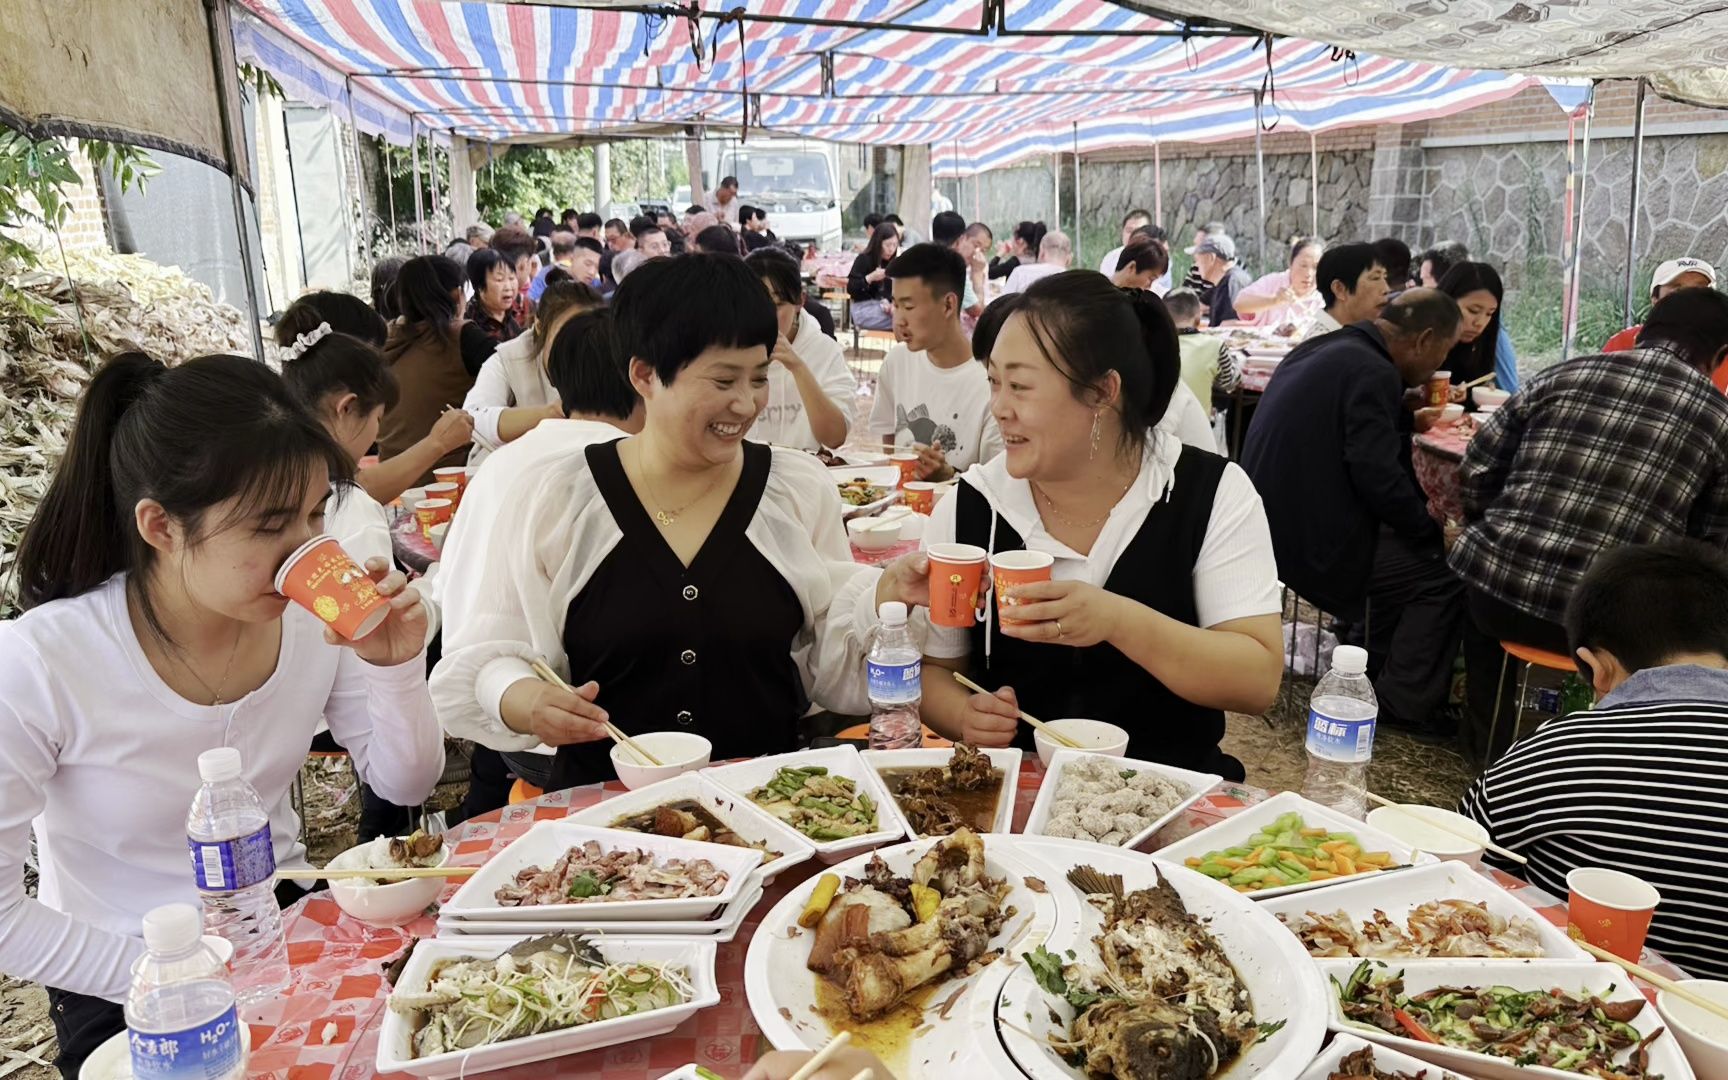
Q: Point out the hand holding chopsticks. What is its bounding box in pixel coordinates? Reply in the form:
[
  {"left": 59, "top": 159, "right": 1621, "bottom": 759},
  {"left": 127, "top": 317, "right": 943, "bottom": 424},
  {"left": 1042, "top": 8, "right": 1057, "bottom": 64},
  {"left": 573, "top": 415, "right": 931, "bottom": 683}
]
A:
[
  {"left": 786, "top": 1031, "right": 852, "bottom": 1080},
  {"left": 1364, "top": 792, "right": 1527, "bottom": 865},
  {"left": 530, "top": 658, "right": 662, "bottom": 766},
  {"left": 950, "top": 672, "right": 1080, "bottom": 747}
]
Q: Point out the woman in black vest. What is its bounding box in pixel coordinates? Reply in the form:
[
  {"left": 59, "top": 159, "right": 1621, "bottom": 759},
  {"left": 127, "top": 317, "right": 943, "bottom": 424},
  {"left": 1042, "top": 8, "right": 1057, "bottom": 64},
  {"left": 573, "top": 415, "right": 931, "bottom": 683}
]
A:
[{"left": 918, "top": 272, "right": 1284, "bottom": 779}]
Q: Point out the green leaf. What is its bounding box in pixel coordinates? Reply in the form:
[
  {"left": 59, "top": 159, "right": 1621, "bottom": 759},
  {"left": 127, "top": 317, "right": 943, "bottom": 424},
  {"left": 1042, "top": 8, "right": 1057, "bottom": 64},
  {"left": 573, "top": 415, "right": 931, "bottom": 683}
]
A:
[
  {"left": 1023, "top": 945, "right": 1068, "bottom": 998},
  {"left": 566, "top": 872, "right": 613, "bottom": 899},
  {"left": 1256, "top": 1018, "right": 1287, "bottom": 1039}
]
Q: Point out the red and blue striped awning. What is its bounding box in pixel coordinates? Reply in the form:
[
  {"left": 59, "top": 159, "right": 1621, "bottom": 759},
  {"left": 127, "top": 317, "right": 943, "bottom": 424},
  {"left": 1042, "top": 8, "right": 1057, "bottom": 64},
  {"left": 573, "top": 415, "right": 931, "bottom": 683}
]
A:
[{"left": 236, "top": 0, "right": 1569, "bottom": 174}]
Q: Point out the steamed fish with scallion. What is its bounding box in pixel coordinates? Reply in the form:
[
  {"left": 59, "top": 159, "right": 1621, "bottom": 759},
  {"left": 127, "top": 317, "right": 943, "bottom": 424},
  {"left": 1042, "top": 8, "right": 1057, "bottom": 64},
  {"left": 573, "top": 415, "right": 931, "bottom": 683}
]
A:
[
  {"left": 747, "top": 765, "right": 877, "bottom": 841},
  {"left": 389, "top": 936, "right": 693, "bottom": 1059}
]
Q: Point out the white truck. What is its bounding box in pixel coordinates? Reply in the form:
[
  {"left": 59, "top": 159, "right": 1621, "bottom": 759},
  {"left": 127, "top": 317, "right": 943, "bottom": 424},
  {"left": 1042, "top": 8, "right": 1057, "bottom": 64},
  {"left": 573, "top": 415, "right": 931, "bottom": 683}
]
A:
[{"left": 700, "top": 137, "right": 844, "bottom": 255}]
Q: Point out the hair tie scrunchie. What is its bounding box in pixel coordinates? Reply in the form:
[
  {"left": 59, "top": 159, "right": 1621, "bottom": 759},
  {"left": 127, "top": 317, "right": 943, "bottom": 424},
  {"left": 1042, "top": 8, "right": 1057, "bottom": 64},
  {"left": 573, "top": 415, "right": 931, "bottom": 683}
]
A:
[{"left": 278, "top": 321, "right": 333, "bottom": 363}]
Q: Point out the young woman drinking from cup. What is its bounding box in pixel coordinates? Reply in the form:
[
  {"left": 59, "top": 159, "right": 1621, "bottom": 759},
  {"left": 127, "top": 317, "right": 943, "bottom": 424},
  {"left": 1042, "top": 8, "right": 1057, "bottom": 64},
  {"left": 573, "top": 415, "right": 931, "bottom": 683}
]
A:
[
  {"left": 917, "top": 273, "right": 1284, "bottom": 778},
  {"left": 0, "top": 354, "right": 443, "bottom": 1073},
  {"left": 432, "top": 254, "right": 921, "bottom": 788}
]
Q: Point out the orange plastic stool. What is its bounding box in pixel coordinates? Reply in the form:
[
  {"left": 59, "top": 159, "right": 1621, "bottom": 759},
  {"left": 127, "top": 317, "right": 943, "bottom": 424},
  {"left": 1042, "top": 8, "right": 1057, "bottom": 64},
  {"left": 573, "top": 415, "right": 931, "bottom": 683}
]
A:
[
  {"left": 508, "top": 779, "right": 545, "bottom": 805},
  {"left": 833, "top": 722, "right": 952, "bottom": 748},
  {"left": 1488, "top": 640, "right": 1577, "bottom": 761}
]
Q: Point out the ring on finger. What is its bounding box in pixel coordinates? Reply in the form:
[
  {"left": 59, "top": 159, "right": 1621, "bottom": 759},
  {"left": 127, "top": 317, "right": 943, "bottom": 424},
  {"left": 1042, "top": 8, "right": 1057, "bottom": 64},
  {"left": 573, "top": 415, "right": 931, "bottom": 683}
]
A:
[{"left": 1055, "top": 619, "right": 1066, "bottom": 639}]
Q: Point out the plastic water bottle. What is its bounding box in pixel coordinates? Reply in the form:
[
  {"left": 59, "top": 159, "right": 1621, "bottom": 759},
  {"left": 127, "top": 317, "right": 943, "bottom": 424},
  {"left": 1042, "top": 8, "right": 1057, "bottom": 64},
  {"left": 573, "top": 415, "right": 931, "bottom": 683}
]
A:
[
  {"left": 1303, "top": 644, "right": 1378, "bottom": 819},
  {"left": 867, "top": 602, "right": 923, "bottom": 749},
  {"left": 125, "top": 903, "right": 246, "bottom": 1080},
  {"left": 186, "top": 748, "right": 289, "bottom": 1008}
]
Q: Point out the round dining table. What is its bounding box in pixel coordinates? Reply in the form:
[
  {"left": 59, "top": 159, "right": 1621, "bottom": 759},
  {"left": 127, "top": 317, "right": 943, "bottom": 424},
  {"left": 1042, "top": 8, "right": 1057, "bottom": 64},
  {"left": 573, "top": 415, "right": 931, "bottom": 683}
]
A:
[{"left": 1413, "top": 416, "right": 1476, "bottom": 525}]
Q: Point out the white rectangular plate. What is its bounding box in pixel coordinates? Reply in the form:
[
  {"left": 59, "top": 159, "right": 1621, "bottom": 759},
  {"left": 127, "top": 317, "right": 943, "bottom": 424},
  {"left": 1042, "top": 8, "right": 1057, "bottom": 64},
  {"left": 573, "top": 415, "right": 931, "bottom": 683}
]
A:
[
  {"left": 561, "top": 772, "right": 814, "bottom": 884},
  {"left": 1154, "top": 790, "right": 1438, "bottom": 899},
  {"left": 441, "top": 821, "right": 762, "bottom": 922},
  {"left": 436, "top": 880, "right": 765, "bottom": 942},
  {"left": 376, "top": 936, "right": 718, "bottom": 1080},
  {"left": 1021, "top": 748, "right": 1217, "bottom": 850},
  {"left": 1258, "top": 860, "right": 1589, "bottom": 962},
  {"left": 1295, "top": 1032, "right": 1466, "bottom": 1080},
  {"left": 861, "top": 746, "right": 1021, "bottom": 836},
  {"left": 1319, "top": 959, "right": 1695, "bottom": 1080},
  {"left": 702, "top": 746, "right": 907, "bottom": 863}
]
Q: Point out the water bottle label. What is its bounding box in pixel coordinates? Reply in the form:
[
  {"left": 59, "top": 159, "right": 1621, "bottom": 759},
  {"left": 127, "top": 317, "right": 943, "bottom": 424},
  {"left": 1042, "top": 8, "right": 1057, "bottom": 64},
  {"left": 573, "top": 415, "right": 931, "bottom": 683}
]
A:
[
  {"left": 128, "top": 1006, "right": 243, "bottom": 1080},
  {"left": 188, "top": 825, "right": 275, "bottom": 892},
  {"left": 867, "top": 658, "right": 921, "bottom": 705},
  {"left": 1306, "top": 707, "right": 1377, "bottom": 763}
]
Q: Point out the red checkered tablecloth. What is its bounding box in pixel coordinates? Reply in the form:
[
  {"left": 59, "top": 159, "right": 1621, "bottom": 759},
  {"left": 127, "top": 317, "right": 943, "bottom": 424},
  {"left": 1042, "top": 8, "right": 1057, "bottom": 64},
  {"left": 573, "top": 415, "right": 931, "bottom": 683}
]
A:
[{"left": 246, "top": 763, "right": 1684, "bottom": 1079}]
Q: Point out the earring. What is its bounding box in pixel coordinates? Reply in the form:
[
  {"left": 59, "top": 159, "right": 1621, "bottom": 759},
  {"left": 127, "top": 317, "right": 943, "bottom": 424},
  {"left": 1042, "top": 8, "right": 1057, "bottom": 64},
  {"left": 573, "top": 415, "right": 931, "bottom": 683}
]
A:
[{"left": 1089, "top": 410, "right": 1102, "bottom": 461}]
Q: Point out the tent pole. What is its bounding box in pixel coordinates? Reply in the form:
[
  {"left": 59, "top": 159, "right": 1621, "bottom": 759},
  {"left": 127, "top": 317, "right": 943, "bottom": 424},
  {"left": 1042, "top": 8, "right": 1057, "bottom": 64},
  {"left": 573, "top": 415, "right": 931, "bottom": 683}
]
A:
[
  {"left": 429, "top": 136, "right": 444, "bottom": 248},
  {"left": 1153, "top": 141, "right": 1162, "bottom": 228},
  {"left": 1052, "top": 152, "right": 1060, "bottom": 232},
  {"left": 1253, "top": 90, "right": 1268, "bottom": 271},
  {"left": 385, "top": 142, "right": 397, "bottom": 246},
  {"left": 411, "top": 118, "right": 426, "bottom": 254},
  {"left": 1562, "top": 85, "right": 1596, "bottom": 361},
  {"left": 203, "top": 0, "right": 266, "bottom": 359},
  {"left": 344, "top": 75, "right": 372, "bottom": 276},
  {"left": 1309, "top": 131, "right": 1319, "bottom": 238},
  {"left": 1072, "top": 122, "right": 1081, "bottom": 266},
  {"left": 1624, "top": 77, "right": 1649, "bottom": 326}
]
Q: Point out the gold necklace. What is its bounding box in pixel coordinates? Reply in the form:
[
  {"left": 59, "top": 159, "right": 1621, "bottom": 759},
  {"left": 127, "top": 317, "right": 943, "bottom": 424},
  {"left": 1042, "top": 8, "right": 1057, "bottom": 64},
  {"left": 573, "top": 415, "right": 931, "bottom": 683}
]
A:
[
  {"left": 1032, "top": 479, "right": 1130, "bottom": 531},
  {"left": 173, "top": 624, "right": 244, "bottom": 706},
  {"left": 635, "top": 445, "right": 710, "bottom": 528}
]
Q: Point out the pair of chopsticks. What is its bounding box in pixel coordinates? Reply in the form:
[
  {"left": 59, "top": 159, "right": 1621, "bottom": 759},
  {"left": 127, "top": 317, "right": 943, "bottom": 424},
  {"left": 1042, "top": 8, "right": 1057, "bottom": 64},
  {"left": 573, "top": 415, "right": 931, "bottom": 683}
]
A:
[
  {"left": 1364, "top": 792, "right": 1527, "bottom": 866},
  {"left": 275, "top": 866, "right": 479, "bottom": 882},
  {"left": 951, "top": 672, "right": 1081, "bottom": 748},
  {"left": 787, "top": 1031, "right": 873, "bottom": 1080},
  {"left": 1568, "top": 934, "right": 1728, "bottom": 1025},
  {"left": 530, "top": 658, "right": 662, "bottom": 766},
  {"left": 1459, "top": 372, "right": 1498, "bottom": 390}
]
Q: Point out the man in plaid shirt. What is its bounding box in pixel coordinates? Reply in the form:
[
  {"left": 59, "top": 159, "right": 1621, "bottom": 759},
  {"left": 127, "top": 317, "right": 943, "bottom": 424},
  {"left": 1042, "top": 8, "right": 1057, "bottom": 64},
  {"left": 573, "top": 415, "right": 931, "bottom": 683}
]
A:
[{"left": 1451, "top": 288, "right": 1728, "bottom": 759}]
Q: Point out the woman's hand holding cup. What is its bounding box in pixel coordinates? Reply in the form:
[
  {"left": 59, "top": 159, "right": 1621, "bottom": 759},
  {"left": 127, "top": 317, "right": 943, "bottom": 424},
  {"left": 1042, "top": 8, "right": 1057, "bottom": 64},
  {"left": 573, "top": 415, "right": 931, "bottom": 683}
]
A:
[
  {"left": 1000, "top": 579, "right": 1123, "bottom": 648},
  {"left": 878, "top": 552, "right": 931, "bottom": 613},
  {"left": 502, "top": 676, "right": 612, "bottom": 746},
  {"left": 330, "top": 557, "right": 428, "bottom": 664}
]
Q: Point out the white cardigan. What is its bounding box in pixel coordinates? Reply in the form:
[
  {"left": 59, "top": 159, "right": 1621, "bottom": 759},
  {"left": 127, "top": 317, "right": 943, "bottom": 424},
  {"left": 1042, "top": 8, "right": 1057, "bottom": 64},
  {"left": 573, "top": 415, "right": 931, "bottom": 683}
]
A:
[
  {"left": 462, "top": 332, "right": 557, "bottom": 452},
  {"left": 429, "top": 442, "right": 884, "bottom": 751}
]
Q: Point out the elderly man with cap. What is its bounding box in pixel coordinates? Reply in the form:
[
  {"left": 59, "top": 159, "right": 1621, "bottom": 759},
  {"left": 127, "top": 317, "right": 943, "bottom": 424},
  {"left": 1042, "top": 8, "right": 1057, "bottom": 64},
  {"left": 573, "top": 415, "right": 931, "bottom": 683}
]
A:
[
  {"left": 1194, "top": 234, "right": 1254, "bottom": 326},
  {"left": 1604, "top": 256, "right": 1718, "bottom": 359}
]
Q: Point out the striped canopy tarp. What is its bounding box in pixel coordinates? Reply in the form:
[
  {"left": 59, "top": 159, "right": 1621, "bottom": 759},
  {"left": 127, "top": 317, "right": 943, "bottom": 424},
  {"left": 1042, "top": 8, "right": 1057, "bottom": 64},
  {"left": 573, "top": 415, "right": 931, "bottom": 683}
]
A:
[{"left": 237, "top": 0, "right": 1566, "bottom": 175}]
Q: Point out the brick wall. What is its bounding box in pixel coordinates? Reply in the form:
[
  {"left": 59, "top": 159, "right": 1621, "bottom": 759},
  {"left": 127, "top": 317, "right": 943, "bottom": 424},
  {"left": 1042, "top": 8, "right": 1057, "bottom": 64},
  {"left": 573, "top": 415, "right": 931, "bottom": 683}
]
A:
[{"left": 13, "top": 141, "right": 110, "bottom": 254}]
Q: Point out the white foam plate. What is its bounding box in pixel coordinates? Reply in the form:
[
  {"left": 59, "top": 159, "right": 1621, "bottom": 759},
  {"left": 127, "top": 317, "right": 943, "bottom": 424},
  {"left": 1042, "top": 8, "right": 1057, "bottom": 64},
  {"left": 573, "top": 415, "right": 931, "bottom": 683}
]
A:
[
  {"left": 436, "top": 879, "right": 765, "bottom": 942},
  {"left": 441, "top": 821, "right": 762, "bottom": 922},
  {"left": 1021, "top": 748, "right": 1217, "bottom": 850},
  {"left": 703, "top": 746, "right": 908, "bottom": 863},
  {"left": 833, "top": 466, "right": 903, "bottom": 520},
  {"left": 995, "top": 836, "right": 1327, "bottom": 1080},
  {"left": 375, "top": 936, "right": 718, "bottom": 1080},
  {"left": 745, "top": 834, "right": 1057, "bottom": 1078},
  {"left": 861, "top": 746, "right": 1022, "bottom": 837},
  {"left": 561, "top": 772, "right": 815, "bottom": 885},
  {"left": 1295, "top": 1032, "right": 1467, "bottom": 1080},
  {"left": 1155, "top": 790, "right": 1439, "bottom": 899},
  {"left": 1319, "top": 959, "right": 1696, "bottom": 1080},
  {"left": 1258, "top": 860, "right": 1589, "bottom": 962}
]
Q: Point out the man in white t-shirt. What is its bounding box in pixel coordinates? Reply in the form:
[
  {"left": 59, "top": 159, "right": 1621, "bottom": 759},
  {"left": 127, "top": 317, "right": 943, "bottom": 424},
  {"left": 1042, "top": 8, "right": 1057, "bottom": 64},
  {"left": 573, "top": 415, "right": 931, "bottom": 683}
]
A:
[
  {"left": 1003, "top": 230, "right": 1073, "bottom": 295},
  {"left": 868, "top": 243, "right": 1002, "bottom": 480}
]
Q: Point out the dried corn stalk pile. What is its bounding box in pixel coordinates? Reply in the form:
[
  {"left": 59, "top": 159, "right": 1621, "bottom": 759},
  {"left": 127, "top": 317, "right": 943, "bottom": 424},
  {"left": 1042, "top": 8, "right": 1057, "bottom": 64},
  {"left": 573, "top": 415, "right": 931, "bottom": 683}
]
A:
[{"left": 0, "top": 247, "right": 253, "bottom": 616}]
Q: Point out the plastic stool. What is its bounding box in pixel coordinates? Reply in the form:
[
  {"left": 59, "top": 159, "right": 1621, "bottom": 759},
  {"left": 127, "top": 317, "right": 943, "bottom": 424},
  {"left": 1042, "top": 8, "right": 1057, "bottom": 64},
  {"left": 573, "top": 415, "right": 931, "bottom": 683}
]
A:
[
  {"left": 508, "top": 779, "right": 545, "bottom": 805},
  {"left": 834, "top": 722, "right": 952, "bottom": 748},
  {"left": 1488, "top": 641, "right": 1575, "bottom": 761}
]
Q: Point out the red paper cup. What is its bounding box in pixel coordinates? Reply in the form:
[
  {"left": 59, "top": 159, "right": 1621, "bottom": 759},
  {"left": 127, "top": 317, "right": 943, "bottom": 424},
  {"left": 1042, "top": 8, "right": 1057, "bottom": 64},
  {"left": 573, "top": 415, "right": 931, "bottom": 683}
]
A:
[
  {"left": 415, "top": 498, "right": 453, "bottom": 538},
  {"left": 927, "top": 543, "right": 987, "bottom": 628},
  {"left": 890, "top": 451, "right": 920, "bottom": 486},
  {"left": 903, "top": 481, "right": 936, "bottom": 515},
  {"left": 1568, "top": 867, "right": 1661, "bottom": 961},
  {"left": 274, "top": 535, "right": 389, "bottom": 640},
  {"left": 424, "top": 481, "right": 460, "bottom": 510},
  {"left": 1427, "top": 370, "right": 1453, "bottom": 407},
  {"left": 990, "top": 550, "right": 1055, "bottom": 626},
  {"left": 432, "top": 466, "right": 467, "bottom": 494}
]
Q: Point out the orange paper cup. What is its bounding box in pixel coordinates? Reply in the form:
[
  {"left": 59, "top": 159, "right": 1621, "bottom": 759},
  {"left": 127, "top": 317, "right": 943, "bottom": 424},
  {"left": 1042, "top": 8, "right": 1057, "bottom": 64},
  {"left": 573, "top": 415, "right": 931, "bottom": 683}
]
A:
[
  {"left": 432, "top": 466, "right": 467, "bottom": 493},
  {"left": 903, "top": 481, "right": 936, "bottom": 515},
  {"left": 415, "top": 498, "right": 453, "bottom": 538},
  {"left": 424, "top": 481, "right": 460, "bottom": 510},
  {"left": 927, "top": 543, "right": 987, "bottom": 628},
  {"left": 990, "top": 550, "right": 1055, "bottom": 626},
  {"left": 890, "top": 451, "right": 920, "bottom": 486},
  {"left": 1427, "top": 370, "right": 1453, "bottom": 407},
  {"left": 1568, "top": 867, "right": 1661, "bottom": 961},
  {"left": 273, "top": 535, "right": 389, "bottom": 641}
]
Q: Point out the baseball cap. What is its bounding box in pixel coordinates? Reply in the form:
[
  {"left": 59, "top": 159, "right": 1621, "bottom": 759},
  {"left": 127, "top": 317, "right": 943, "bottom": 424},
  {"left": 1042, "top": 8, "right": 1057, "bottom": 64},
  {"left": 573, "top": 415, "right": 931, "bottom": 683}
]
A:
[
  {"left": 1194, "top": 235, "right": 1236, "bottom": 261},
  {"left": 1652, "top": 257, "right": 1717, "bottom": 293}
]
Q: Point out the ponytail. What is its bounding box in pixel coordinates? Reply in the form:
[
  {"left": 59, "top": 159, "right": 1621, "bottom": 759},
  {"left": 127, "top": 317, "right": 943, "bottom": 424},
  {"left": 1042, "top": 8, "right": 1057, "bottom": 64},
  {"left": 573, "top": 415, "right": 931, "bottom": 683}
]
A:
[
  {"left": 1125, "top": 288, "right": 1180, "bottom": 434},
  {"left": 385, "top": 255, "right": 464, "bottom": 362},
  {"left": 16, "top": 353, "right": 351, "bottom": 640}
]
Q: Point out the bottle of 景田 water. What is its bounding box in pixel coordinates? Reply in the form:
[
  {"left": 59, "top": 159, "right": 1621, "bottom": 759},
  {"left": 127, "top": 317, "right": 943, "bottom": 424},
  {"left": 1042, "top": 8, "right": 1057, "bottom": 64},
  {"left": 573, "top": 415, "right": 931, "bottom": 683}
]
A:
[
  {"left": 186, "top": 748, "right": 289, "bottom": 1007},
  {"left": 125, "top": 903, "right": 246, "bottom": 1080},
  {"left": 867, "top": 602, "right": 923, "bottom": 749},
  {"left": 1302, "top": 645, "right": 1378, "bottom": 819}
]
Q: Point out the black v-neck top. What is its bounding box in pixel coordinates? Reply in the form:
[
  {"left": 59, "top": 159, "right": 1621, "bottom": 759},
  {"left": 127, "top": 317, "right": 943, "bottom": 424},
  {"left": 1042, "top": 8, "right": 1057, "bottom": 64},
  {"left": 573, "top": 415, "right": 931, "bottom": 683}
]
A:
[{"left": 548, "top": 440, "right": 806, "bottom": 788}]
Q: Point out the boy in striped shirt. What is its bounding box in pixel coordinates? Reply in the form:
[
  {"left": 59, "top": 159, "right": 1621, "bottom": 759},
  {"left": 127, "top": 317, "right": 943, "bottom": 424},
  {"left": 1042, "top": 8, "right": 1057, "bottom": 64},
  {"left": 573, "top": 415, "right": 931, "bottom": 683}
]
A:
[{"left": 1462, "top": 541, "right": 1728, "bottom": 979}]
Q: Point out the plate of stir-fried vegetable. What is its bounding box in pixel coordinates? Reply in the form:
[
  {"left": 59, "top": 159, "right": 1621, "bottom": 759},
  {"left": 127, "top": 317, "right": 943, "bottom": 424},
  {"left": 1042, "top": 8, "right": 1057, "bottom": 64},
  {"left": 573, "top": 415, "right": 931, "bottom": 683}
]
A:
[
  {"left": 1325, "top": 958, "right": 1695, "bottom": 1080},
  {"left": 377, "top": 934, "right": 719, "bottom": 1079},
  {"left": 705, "top": 746, "right": 908, "bottom": 864}
]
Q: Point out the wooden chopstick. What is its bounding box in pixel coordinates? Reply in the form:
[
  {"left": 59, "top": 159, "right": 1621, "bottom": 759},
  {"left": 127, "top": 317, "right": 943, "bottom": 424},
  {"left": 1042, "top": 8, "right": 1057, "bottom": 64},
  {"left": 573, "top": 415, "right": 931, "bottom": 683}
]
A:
[
  {"left": 1365, "top": 793, "right": 1528, "bottom": 865},
  {"left": 1459, "top": 372, "right": 1499, "bottom": 390},
  {"left": 275, "top": 866, "right": 479, "bottom": 882},
  {"left": 1569, "top": 935, "right": 1728, "bottom": 1025},
  {"left": 787, "top": 1031, "right": 852, "bottom": 1080},
  {"left": 950, "top": 672, "right": 1081, "bottom": 748},
  {"left": 530, "top": 658, "right": 663, "bottom": 766}
]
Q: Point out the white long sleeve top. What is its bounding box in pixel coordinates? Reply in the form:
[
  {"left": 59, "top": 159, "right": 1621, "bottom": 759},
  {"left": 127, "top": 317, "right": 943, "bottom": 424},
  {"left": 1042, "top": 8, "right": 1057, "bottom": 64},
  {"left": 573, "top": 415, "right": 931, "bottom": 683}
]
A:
[
  {"left": 429, "top": 442, "right": 884, "bottom": 751},
  {"left": 461, "top": 333, "right": 557, "bottom": 453},
  {"left": 0, "top": 575, "right": 444, "bottom": 1002}
]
